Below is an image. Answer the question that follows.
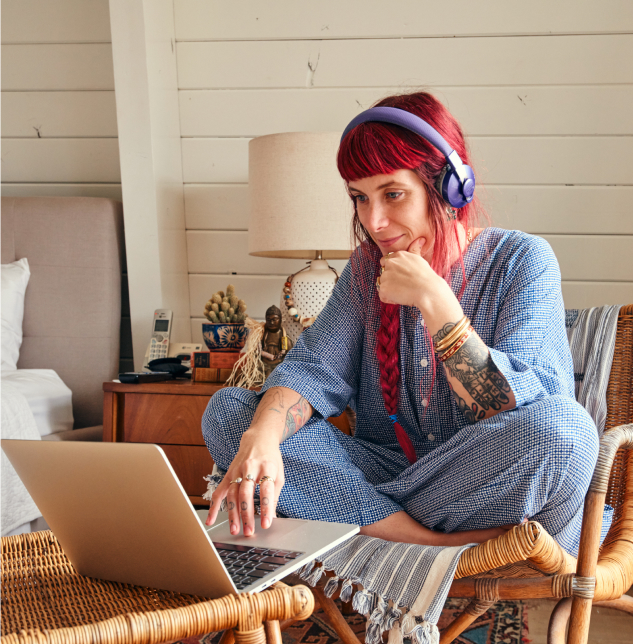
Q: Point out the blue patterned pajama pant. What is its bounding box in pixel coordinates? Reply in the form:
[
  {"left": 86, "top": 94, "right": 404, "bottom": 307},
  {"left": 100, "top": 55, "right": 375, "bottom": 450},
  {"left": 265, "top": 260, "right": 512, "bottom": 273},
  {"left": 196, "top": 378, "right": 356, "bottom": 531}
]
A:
[{"left": 202, "top": 387, "right": 605, "bottom": 556}]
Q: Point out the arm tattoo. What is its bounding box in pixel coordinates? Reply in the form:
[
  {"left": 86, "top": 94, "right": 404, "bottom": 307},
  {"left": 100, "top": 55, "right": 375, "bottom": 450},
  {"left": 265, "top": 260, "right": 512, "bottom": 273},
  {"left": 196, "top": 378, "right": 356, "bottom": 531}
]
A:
[
  {"left": 449, "top": 384, "right": 485, "bottom": 423},
  {"left": 281, "top": 396, "right": 312, "bottom": 442},
  {"left": 433, "top": 323, "right": 512, "bottom": 421},
  {"left": 251, "top": 389, "right": 285, "bottom": 425}
]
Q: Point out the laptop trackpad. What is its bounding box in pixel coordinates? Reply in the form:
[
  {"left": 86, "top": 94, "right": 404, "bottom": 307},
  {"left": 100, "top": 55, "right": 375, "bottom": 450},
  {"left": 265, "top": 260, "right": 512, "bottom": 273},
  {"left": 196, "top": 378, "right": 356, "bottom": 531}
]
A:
[{"left": 200, "top": 511, "right": 311, "bottom": 550}]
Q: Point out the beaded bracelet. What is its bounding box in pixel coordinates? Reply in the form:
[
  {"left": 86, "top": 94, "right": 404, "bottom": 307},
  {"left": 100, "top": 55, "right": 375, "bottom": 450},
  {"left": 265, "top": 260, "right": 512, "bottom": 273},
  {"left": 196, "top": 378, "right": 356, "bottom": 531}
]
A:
[
  {"left": 434, "top": 315, "right": 470, "bottom": 353},
  {"left": 437, "top": 326, "right": 473, "bottom": 362}
]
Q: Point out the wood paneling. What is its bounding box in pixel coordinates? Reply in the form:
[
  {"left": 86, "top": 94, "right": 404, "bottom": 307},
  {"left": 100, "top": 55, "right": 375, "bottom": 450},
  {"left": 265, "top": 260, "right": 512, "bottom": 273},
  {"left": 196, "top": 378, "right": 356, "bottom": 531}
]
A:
[
  {"left": 485, "top": 186, "right": 633, "bottom": 235},
  {"left": 1, "top": 0, "right": 112, "bottom": 44},
  {"left": 183, "top": 184, "right": 633, "bottom": 236},
  {"left": 123, "top": 393, "right": 211, "bottom": 445},
  {"left": 187, "top": 230, "right": 350, "bottom": 275},
  {"left": 561, "top": 282, "right": 633, "bottom": 309},
  {"left": 176, "top": 35, "right": 633, "bottom": 89},
  {"left": 160, "top": 445, "right": 215, "bottom": 497},
  {"left": 184, "top": 184, "right": 250, "bottom": 230},
  {"left": 174, "top": 0, "right": 633, "bottom": 40},
  {"left": 180, "top": 86, "right": 633, "bottom": 137},
  {"left": 2, "top": 91, "right": 118, "bottom": 138},
  {"left": 181, "top": 136, "right": 633, "bottom": 185},
  {"left": 1, "top": 44, "right": 115, "bottom": 91},
  {"left": 541, "top": 235, "right": 633, "bottom": 282},
  {"left": 0, "top": 183, "right": 123, "bottom": 200},
  {"left": 181, "top": 138, "right": 250, "bottom": 183},
  {"left": 1, "top": 138, "right": 121, "bottom": 182}
]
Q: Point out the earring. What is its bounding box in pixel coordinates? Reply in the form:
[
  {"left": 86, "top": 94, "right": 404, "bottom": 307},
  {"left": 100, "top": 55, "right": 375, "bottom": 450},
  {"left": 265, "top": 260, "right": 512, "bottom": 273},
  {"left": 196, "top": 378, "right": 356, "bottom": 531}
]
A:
[{"left": 446, "top": 207, "right": 458, "bottom": 221}]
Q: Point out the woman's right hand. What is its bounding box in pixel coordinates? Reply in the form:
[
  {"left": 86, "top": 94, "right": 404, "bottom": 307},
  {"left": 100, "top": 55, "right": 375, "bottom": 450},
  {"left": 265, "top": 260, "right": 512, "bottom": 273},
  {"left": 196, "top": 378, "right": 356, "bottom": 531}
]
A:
[{"left": 205, "top": 428, "right": 285, "bottom": 536}]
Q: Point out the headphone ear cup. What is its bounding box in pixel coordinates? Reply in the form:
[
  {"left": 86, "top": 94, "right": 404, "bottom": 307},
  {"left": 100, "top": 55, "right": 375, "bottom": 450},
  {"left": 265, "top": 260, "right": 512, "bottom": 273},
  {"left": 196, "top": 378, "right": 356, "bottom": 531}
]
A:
[{"left": 439, "top": 165, "right": 476, "bottom": 210}]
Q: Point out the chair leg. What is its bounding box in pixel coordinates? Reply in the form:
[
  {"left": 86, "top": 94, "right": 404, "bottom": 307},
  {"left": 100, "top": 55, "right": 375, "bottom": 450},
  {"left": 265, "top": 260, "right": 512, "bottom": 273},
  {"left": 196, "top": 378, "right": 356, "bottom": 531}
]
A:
[
  {"left": 440, "top": 578, "right": 499, "bottom": 644},
  {"left": 264, "top": 621, "right": 283, "bottom": 644},
  {"left": 547, "top": 597, "right": 572, "bottom": 644},
  {"left": 219, "top": 630, "right": 236, "bottom": 644},
  {"left": 311, "top": 583, "right": 363, "bottom": 644},
  {"left": 439, "top": 599, "right": 495, "bottom": 644}
]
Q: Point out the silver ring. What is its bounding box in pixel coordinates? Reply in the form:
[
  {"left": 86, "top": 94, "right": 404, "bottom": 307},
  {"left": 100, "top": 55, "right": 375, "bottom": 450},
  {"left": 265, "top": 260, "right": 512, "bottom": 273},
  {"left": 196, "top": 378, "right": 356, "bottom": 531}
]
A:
[
  {"left": 229, "top": 478, "right": 242, "bottom": 485},
  {"left": 245, "top": 473, "right": 256, "bottom": 482}
]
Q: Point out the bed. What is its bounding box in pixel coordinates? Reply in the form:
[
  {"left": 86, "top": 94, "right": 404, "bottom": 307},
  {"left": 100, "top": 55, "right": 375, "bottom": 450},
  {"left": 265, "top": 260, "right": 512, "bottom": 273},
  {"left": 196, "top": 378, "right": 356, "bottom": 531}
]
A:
[{"left": 1, "top": 197, "right": 126, "bottom": 536}]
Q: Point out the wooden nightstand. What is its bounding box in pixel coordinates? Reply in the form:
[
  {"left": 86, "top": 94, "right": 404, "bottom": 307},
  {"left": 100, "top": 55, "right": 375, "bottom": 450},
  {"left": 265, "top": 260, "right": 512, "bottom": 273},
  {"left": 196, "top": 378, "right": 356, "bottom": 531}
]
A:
[
  {"left": 103, "top": 380, "right": 352, "bottom": 507},
  {"left": 102, "top": 380, "right": 221, "bottom": 506}
]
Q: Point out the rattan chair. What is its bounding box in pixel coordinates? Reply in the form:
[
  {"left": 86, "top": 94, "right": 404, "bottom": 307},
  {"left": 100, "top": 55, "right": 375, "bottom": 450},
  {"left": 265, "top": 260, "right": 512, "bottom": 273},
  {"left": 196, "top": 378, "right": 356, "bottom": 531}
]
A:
[
  {"left": 309, "top": 304, "right": 633, "bottom": 644},
  {"left": 0, "top": 530, "right": 315, "bottom": 644}
]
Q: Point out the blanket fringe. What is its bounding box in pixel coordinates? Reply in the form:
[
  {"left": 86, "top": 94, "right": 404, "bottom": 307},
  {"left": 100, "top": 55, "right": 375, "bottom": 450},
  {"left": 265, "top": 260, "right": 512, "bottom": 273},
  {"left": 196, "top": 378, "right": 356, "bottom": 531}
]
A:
[
  {"left": 340, "top": 578, "right": 354, "bottom": 603},
  {"left": 299, "top": 561, "right": 316, "bottom": 580},
  {"left": 323, "top": 575, "right": 340, "bottom": 598},
  {"left": 352, "top": 588, "right": 374, "bottom": 616},
  {"left": 386, "top": 622, "right": 403, "bottom": 644},
  {"left": 304, "top": 563, "right": 325, "bottom": 586},
  {"left": 401, "top": 615, "right": 439, "bottom": 644}
]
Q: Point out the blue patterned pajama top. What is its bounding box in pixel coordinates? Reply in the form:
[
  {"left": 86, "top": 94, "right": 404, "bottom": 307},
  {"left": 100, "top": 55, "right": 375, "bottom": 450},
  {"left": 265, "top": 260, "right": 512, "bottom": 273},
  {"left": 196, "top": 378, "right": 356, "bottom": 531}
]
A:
[{"left": 203, "top": 228, "right": 607, "bottom": 555}]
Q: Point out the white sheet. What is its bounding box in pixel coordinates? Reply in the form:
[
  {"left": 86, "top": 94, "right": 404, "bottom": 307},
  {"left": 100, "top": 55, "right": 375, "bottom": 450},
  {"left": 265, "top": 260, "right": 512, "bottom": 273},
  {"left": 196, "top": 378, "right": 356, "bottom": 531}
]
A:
[
  {"left": 1, "top": 369, "right": 73, "bottom": 436},
  {"left": 1, "top": 380, "right": 42, "bottom": 535}
]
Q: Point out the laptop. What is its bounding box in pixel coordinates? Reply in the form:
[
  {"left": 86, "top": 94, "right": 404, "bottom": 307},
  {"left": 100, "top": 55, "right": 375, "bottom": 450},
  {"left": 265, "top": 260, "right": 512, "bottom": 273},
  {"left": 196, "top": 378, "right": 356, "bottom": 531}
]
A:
[{"left": 2, "top": 439, "right": 358, "bottom": 598}]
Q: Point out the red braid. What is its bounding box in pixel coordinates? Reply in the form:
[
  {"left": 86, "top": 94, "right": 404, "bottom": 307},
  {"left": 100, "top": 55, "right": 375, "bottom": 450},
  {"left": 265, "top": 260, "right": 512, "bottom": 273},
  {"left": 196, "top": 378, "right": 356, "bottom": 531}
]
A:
[{"left": 376, "top": 301, "right": 417, "bottom": 464}]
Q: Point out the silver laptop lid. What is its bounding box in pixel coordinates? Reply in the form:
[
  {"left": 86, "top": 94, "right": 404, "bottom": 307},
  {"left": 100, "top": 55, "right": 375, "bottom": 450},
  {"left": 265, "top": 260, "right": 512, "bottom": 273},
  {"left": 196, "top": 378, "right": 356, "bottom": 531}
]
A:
[{"left": 2, "top": 440, "right": 235, "bottom": 598}]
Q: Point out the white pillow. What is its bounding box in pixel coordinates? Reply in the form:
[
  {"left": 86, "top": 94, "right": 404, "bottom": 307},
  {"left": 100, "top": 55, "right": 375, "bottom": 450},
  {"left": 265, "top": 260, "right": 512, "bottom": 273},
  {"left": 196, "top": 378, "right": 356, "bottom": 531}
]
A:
[{"left": 1, "top": 258, "right": 31, "bottom": 371}]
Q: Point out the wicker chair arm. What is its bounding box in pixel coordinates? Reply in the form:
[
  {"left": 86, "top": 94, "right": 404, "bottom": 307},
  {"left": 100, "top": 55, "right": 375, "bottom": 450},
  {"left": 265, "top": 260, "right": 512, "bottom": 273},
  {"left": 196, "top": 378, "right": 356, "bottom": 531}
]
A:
[
  {"left": 0, "top": 583, "right": 314, "bottom": 644},
  {"left": 580, "top": 423, "right": 633, "bottom": 602},
  {"left": 589, "top": 423, "right": 633, "bottom": 495},
  {"left": 454, "top": 520, "right": 576, "bottom": 580}
]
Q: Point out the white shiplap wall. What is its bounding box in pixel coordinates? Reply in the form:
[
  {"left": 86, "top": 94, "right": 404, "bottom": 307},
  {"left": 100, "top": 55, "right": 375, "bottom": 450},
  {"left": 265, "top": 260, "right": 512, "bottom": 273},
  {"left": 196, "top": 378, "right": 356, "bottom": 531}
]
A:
[
  {"left": 1, "top": 0, "right": 122, "bottom": 200},
  {"left": 1, "top": 0, "right": 131, "bottom": 368},
  {"left": 174, "top": 0, "right": 633, "bottom": 342}
]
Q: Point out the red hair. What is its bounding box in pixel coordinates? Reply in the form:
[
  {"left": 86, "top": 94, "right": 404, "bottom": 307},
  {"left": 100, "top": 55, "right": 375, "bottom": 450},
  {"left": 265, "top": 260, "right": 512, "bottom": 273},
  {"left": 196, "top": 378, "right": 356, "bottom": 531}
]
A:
[{"left": 337, "top": 92, "right": 485, "bottom": 452}]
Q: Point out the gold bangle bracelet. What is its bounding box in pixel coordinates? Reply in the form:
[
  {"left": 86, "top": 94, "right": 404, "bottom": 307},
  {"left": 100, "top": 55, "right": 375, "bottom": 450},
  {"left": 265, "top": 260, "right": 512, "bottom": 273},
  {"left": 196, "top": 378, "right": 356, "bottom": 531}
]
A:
[
  {"left": 435, "top": 316, "right": 470, "bottom": 353},
  {"left": 438, "top": 327, "right": 473, "bottom": 362}
]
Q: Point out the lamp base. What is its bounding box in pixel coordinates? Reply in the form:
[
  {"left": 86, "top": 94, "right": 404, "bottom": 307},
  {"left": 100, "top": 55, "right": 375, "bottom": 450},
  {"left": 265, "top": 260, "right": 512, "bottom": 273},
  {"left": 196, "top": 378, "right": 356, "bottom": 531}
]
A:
[{"left": 280, "top": 260, "right": 338, "bottom": 344}]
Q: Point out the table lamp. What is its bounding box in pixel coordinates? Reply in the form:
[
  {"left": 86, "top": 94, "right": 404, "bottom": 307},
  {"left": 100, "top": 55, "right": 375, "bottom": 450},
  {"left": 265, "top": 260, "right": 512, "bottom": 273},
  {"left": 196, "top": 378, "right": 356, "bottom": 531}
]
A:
[{"left": 248, "top": 132, "right": 353, "bottom": 343}]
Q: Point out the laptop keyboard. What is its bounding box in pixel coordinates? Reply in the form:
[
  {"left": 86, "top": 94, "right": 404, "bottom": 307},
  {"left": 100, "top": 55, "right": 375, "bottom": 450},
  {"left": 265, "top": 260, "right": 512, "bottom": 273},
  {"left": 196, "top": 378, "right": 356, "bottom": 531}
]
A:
[{"left": 213, "top": 542, "right": 305, "bottom": 590}]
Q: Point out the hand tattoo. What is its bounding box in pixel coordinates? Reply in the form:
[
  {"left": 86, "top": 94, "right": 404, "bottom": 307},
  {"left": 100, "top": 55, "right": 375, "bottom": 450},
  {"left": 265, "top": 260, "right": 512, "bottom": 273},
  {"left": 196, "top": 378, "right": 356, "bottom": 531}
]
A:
[
  {"left": 434, "top": 323, "right": 512, "bottom": 422},
  {"left": 241, "top": 501, "right": 247, "bottom": 511},
  {"left": 262, "top": 497, "right": 270, "bottom": 505},
  {"left": 282, "top": 396, "right": 312, "bottom": 441},
  {"left": 228, "top": 501, "right": 235, "bottom": 511}
]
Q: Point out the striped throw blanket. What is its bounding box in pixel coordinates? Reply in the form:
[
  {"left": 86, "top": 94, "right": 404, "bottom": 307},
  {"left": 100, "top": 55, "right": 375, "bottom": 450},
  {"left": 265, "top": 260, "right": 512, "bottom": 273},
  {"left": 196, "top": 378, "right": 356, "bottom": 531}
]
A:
[
  {"left": 566, "top": 305, "right": 621, "bottom": 435},
  {"left": 300, "top": 536, "right": 470, "bottom": 644}
]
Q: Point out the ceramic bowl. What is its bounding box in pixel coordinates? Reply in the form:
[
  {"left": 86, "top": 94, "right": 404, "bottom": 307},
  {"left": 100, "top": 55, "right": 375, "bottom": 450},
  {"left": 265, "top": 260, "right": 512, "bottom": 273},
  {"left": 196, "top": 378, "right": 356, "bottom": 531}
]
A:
[{"left": 202, "top": 323, "right": 248, "bottom": 352}]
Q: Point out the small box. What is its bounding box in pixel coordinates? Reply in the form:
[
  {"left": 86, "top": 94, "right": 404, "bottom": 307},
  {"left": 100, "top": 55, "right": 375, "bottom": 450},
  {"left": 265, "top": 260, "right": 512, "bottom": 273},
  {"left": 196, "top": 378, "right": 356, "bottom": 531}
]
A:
[{"left": 192, "top": 351, "right": 241, "bottom": 382}]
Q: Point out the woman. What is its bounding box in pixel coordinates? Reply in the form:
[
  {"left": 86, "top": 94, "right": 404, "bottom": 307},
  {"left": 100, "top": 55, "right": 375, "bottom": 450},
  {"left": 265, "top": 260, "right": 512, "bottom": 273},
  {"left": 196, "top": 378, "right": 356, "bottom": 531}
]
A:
[{"left": 203, "top": 92, "right": 601, "bottom": 556}]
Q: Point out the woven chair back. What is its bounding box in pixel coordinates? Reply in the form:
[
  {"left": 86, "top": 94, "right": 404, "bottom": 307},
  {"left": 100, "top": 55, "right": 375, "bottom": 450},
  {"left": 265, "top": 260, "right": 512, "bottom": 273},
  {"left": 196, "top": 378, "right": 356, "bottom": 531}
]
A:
[{"left": 603, "top": 304, "right": 633, "bottom": 536}]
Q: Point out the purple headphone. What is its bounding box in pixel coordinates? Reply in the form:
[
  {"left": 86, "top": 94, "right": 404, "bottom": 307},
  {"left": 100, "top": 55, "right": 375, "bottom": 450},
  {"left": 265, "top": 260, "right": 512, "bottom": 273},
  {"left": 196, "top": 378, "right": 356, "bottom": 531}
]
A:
[{"left": 341, "top": 106, "right": 476, "bottom": 210}]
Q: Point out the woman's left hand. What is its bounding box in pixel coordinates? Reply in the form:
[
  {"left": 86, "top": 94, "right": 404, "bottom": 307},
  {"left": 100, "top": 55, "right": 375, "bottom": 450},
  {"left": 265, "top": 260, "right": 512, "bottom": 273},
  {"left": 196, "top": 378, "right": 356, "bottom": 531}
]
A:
[{"left": 377, "top": 237, "right": 444, "bottom": 309}]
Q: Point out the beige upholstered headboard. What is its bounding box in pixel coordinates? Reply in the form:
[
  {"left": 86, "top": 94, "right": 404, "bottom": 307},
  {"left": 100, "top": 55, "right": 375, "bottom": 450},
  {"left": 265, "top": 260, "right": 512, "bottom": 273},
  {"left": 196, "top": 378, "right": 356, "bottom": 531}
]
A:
[{"left": 1, "top": 197, "right": 125, "bottom": 429}]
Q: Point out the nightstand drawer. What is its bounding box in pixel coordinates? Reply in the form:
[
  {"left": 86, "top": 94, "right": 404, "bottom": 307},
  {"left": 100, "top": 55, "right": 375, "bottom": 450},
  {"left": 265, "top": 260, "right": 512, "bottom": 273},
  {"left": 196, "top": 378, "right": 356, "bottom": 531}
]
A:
[
  {"left": 123, "top": 393, "right": 210, "bottom": 445},
  {"left": 160, "top": 445, "right": 215, "bottom": 497}
]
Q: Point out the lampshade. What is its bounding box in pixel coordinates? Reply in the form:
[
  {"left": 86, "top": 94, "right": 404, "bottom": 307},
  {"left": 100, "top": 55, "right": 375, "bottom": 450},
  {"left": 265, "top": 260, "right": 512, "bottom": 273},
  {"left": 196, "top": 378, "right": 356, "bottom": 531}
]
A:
[{"left": 248, "top": 132, "right": 353, "bottom": 259}]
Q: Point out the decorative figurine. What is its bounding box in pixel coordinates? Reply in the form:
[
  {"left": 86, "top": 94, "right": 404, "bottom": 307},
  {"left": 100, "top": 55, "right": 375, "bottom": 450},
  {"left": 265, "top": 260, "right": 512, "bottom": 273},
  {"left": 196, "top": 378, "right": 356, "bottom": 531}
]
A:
[
  {"left": 260, "top": 305, "right": 292, "bottom": 379},
  {"left": 225, "top": 305, "right": 293, "bottom": 388}
]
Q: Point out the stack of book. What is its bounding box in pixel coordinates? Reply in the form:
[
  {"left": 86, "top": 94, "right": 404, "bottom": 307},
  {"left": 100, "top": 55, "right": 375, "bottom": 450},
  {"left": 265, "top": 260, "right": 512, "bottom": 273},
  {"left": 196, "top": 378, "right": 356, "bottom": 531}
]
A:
[{"left": 191, "top": 351, "right": 241, "bottom": 383}]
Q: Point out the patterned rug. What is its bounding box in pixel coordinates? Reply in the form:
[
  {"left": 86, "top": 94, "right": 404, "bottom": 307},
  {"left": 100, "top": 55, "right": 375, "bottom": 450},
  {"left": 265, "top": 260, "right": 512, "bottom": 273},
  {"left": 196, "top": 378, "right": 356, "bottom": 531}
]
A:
[{"left": 175, "top": 598, "right": 529, "bottom": 644}]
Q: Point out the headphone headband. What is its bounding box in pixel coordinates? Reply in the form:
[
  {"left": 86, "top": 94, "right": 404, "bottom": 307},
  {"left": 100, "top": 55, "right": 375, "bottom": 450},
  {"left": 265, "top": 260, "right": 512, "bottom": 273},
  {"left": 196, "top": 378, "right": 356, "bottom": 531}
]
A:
[{"left": 340, "top": 106, "right": 475, "bottom": 208}]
